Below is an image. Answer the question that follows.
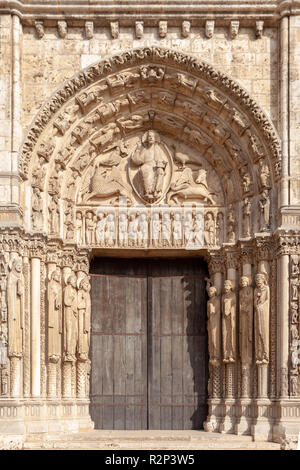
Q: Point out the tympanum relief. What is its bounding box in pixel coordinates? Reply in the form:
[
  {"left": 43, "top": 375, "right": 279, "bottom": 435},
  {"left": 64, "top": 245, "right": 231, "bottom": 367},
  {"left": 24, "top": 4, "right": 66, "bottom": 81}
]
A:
[
  {"left": 71, "top": 132, "right": 224, "bottom": 249},
  {"left": 26, "top": 58, "right": 276, "bottom": 249}
]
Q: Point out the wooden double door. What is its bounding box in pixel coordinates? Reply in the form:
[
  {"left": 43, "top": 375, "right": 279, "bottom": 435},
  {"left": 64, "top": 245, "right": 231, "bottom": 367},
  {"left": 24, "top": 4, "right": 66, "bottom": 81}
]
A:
[{"left": 90, "top": 257, "right": 208, "bottom": 430}]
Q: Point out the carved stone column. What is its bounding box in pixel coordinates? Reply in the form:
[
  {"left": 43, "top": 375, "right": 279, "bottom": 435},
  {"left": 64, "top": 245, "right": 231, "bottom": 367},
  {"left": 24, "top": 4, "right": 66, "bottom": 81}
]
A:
[
  {"left": 76, "top": 254, "right": 90, "bottom": 399},
  {"left": 8, "top": 252, "right": 25, "bottom": 398},
  {"left": 220, "top": 252, "right": 238, "bottom": 434},
  {"left": 31, "top": 250, "right": 41, "bottom": 397},
  {"left": 235, "top": 246, "right": 254, "bottom": 436},
  {"left": 62, "top": 261, "right": 73, "bottom": 399},
  {"left": 251, "top": 238, "right": 272, "bottom": 441},
  {"left": 46, "top": 250, "right": 62, "bottom": 398},
  {"left": 204, "top": 254, "right": 224, "bottom": 433}
]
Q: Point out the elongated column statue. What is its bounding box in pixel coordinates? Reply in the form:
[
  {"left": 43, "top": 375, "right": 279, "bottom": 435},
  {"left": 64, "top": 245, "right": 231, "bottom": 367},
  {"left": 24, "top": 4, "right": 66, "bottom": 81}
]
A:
[
  {"left": 63, "top": 273, "right": 78, "bottom": 397},
  {"left": 77, "top": 275, "right": 91, "bottom": 397},
  {"left": 239, "top": 276, "right": 253, "bottom": 398},
  {"left": 222, "top": 279, "right": 236, "bottom": 364},
  {"left": 48, "top": 268, "right": 62, "bottom": 397},
  {"left": 207, "top": 280, "right": 222, "bottom": 402},
  {"left": 7, "top": 258, "right": 24, "bottom": 397},
  {"left": 207, "top": 282, "right": 221, "bottom": 367},
  {"left": 254, "top": 273, "right": 270, "bottom": 365},
  {"left": 254, "top": 271, "right": 270, "bottom": 398}
]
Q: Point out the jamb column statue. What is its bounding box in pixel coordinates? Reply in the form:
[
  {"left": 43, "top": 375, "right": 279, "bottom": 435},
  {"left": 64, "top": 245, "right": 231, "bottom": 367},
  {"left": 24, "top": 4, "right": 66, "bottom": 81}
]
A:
[
  {"left": 7, "top": 257, "right": 24, "bottom": 397},
  {"left": 204, "top": 256, "right": 223, "bottom": 434},
  {"left": 239, "top": 275, "right": 253, "bottom": 398},
  {"left": 47, "top": 267, "right": 62, "bottom": 398},
  {"left": 77, "top": 275, "right": 91, "bottom": 398},
  {"left": 220, "top": 256, "right": 237, "bottom": 434},
  {"left": 62, "top": 270, "right": 78, "bottom": 398},
  {"left": 254, "top": 269, "right": 270, "bottom": 398}
]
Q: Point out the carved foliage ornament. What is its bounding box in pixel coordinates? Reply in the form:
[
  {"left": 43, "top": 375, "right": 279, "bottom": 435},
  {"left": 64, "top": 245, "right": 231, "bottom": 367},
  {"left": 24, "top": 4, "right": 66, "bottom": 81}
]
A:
[{"left": 20, "top": 48, "right": 281, "bottom": 180}]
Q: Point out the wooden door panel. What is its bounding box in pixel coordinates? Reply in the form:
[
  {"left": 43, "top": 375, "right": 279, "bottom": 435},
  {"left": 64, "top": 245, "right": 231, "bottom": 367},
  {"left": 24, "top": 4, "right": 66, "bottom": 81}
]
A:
[
  {"left": 90, "top": 269, "right": 148, "bottom": 430},
  {"left": 148, "top": 261, "right": 208, "bottom": 430}
]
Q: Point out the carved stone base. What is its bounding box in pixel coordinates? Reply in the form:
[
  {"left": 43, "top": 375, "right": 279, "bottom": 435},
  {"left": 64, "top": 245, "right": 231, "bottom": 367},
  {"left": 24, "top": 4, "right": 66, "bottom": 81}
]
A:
[
  {"left": 234, "top": 400, "right": 252, "bottom": 435},
  {"left": 203, "top": 399, "right": 223, "bottom": 433},
  {"left": 0, "top": 399, "right": 94, "bottom": 435},
  {"left": 219, "top": 399, "right": 236, "bottom": 434},
  {"left": 251, "top": 399, "right": 273, "bottom": 441},
  {"left": 272, "top": 399, "right": 300, "bottom": 448}
]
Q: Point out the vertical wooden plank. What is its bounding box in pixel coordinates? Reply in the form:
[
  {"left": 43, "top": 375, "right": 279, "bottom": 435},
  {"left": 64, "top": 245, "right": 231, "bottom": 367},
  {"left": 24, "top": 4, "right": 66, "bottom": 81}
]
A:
[
  {"left": 160, "top": 275, "right": 172, "bottom": 429},
  {"left": 172, "top": 276, "right": 184, "bottom": 430}
]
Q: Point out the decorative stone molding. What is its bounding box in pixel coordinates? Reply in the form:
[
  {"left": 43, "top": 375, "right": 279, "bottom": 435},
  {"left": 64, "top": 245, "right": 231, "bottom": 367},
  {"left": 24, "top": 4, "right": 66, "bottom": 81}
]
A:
[{"left": 0, "top": 1, "right": 298, "bottom": 22}]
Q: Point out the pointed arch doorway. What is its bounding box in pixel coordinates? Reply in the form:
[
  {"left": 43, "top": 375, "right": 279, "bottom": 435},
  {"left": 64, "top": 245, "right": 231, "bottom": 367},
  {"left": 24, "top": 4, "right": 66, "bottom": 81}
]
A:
[{"left": 89, "top": 256, "right": 208, "bottom": 430}]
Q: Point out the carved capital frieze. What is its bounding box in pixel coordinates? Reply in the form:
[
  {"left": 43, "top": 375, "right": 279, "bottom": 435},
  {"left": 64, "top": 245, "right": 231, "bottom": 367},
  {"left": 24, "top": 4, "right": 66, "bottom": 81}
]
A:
[
  {"left": 208, "top": 254, "right": 225, "bottom": 275},
  {"left": 225, "top": 252, "right": 239, "bottom": 270},
  {"left": 276, "top": 232, "right": 300, "bottom": 257},
  {"left": 239, "top": 245, "right": 254, "bottom": 265},
  {"left": 255, "top": 236, "right": 274, "bottom": 261},
  {"left": 29, "top": 240, "right": 46, "bottom": 259}
]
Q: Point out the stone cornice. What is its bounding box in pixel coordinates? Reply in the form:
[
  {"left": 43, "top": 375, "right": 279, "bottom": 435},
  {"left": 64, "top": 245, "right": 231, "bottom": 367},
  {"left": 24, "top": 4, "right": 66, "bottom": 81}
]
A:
[{"left": 0, "top": 1, "right": 299, "bottom": 23}]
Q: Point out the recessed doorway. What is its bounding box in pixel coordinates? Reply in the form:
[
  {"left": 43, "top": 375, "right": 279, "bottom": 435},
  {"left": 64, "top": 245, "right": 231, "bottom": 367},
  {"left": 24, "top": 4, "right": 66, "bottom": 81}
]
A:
[{"left": 90, "top": 257, "right": 208, "bottom": 430}]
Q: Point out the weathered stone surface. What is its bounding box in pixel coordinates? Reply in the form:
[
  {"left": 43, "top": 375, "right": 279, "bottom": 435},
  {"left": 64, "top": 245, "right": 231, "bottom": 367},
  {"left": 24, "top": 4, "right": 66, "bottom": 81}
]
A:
[{"left": 0, "top": 1, "right": 299, "bottom": 446}]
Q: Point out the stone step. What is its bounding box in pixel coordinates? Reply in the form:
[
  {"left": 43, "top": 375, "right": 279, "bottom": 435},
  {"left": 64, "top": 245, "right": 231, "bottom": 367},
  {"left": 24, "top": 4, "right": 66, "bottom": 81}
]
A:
[{"left": 23, "top": 430, "right": 281, "bottom": 450}]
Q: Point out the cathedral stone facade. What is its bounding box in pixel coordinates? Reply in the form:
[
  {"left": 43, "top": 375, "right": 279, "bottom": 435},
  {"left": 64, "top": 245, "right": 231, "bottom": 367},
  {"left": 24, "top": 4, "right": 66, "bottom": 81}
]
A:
[{"left": 0, "top": 0, "right": 299, "bottom": 448}]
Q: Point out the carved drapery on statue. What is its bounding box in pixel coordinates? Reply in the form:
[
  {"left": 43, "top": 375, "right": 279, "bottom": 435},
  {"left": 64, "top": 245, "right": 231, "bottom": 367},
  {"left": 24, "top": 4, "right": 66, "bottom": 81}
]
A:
[
  {"left": 77, "top": 275, "right": 91, "bottom": 362},
  {"left": 48, "top": 269, "right": 62, "bottom": 362},
  {"left": 239, "top": 276, "right": 253, "bottom": 364},
  {"left": 222, "top": 280, "right": 236, "bottom": 364},
  {"left": 7, "top": 258, "right": 24, "bottom": 358},
  {"left": 254, "top": 272, "right": 270, "bottom": 365},
  {"left": 206, "top": 280, "right": 221, "bottom": 366},
  {"left": 63, "top": 274, "right": 78, "bottom": 362}
]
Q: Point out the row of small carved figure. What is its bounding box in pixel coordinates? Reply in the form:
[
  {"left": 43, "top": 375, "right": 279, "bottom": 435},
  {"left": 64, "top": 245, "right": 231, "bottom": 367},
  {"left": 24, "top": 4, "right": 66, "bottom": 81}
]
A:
[
  {"left": 71, "top": 209, "right": 227, "bottom": 248},
  {"left": 34, "top": 190, "right": 271, "bottom": 243},
  {"left": 34, "top": 19, "right": 265, "bottom": 40},
  {"left": 206, "top": 274, "right": 270, "bottom": 367}
]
